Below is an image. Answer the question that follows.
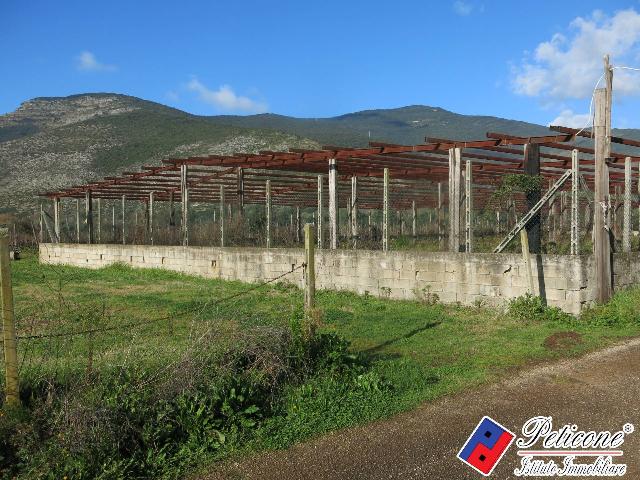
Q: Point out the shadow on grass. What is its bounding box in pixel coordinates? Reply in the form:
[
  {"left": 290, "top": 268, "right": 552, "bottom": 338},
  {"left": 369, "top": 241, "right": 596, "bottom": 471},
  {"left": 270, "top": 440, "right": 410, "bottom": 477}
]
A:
[{"left": 362, "top": 321, "right": 442, "bottom": 356}]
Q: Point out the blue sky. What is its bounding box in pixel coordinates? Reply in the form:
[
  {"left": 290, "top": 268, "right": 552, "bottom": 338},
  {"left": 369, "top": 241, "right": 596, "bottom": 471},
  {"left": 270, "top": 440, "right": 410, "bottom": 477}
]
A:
[{"left": 3, "top": 0, "right": 640, "bottom": 128}]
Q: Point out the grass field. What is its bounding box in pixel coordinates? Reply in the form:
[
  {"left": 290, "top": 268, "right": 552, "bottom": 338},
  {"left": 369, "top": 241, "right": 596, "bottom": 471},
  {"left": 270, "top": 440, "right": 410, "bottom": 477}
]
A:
[{"left": 3, "top": 252, "right": 640, "bottom": 479}]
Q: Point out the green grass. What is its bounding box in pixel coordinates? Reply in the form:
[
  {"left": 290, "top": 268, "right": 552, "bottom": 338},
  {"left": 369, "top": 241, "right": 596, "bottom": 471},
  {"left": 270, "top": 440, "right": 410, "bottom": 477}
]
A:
[{"left": 4, "top": 252, "right": 640, "bottom": 478}]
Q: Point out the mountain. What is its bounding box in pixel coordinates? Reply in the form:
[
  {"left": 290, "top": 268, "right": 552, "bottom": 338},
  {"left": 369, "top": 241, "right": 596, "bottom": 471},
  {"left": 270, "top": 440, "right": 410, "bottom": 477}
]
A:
[
  {"left": 0, "top": 94, "right": 320, "bottom": 213},
  {"left": 210, "top": 106, "right": 555, "bottom": 147},
  {"left": 3, "top": 93, "right": 640, "bottom": 214}
]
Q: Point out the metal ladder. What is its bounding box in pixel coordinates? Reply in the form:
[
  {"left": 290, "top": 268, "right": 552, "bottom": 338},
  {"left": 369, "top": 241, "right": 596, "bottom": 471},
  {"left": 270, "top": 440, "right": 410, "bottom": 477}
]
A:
[{"left": 493, "top": 169, "right": 572, "bottom": 253}]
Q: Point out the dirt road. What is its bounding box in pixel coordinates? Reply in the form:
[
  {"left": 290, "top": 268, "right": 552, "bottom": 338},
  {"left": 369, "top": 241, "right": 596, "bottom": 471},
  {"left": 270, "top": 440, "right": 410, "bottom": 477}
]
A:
[{"left": 204, "top": 338, "right": 640, "bottom": 479}]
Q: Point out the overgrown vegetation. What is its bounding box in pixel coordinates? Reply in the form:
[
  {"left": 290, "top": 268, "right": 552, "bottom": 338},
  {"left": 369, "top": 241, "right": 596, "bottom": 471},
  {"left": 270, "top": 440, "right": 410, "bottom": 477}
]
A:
[{"left": 2, "top": 254, "right": 640, "bottom": 479}]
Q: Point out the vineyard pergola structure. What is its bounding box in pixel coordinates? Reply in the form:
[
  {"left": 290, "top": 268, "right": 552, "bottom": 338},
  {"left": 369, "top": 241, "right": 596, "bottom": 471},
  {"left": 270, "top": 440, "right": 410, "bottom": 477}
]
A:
[{"left": 41, "top": 126, "right": 640, "bottom": 256}]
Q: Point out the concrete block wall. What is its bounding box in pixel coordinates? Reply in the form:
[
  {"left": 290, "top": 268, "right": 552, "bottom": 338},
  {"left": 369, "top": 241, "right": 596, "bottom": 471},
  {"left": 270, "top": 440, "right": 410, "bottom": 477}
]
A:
[{"left": 39, "top": 243, "right": 640, "bottom": 314}]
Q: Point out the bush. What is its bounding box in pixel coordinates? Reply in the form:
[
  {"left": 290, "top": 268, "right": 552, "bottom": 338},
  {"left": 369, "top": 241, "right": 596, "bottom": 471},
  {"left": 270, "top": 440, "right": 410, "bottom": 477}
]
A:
[
  {"left": 0, "top": 313, "right": 377, "bottom": 480},
  {"left": 507, "top": 294, "right": 573, "bottom": 324}
]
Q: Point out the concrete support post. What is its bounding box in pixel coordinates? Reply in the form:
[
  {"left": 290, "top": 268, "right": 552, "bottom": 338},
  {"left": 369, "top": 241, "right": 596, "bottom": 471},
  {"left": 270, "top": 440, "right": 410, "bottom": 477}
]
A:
[
  {"left": 524, "top": 143, "right": 541, "bottom": 252},
  {"left": 148, "top": 192, "right": 154, "bottom": 245},
  {"left": 220, "top": 185, "right": 225, "bottom": 247},
  {"left": 624, "top": 157, "right": 632, "bottom": 252},
  {"left": 180, "top": 164, "right": 189, "bottom": 246},
  {"left": 571, "top": 149, "right": 580, "bottom": 255},
  {"left": 317, "top": 174, "right": 323, "bottom": 248},
  {"left": 39, "top": 203, "right": 43, "bottom": 243},
  {"left": 593, "top": 56, "right": 612, "bottom": 303},
  {"left": 0, "top": 228, "right": 19, "bottom": 406},
  {"left": 448, "top": 147, "right": 462, "bottom": 252},
  {"left": 437, "top": 182, "right": 443, "bottom": 250},
  {"left": 53, "top": 197, "right": 60, "bottom": 242},
  {"left": 75, "top": 199, "right": 80, "bottom": 243},
  {"left": 465, "top": 158, "right": 473, "bottom": 253},
  {"left": 328, "top": 159, "right": 338, "bottom": 249},
  {"left": 111, "top": 204, "right": 115, "bottom": 243},
  {"left": 304, "top": 223, "right": 315, "bottom": 312},
  {"left": 85, "top": 190, "right": 93, "bottom": 244},
  {"left": 121, "top": 195, "right": 126, "bottom": 245},
  {"left": 351, "top": 175, "right": 358, "bottom": 248},
  {"left": 237, "top": 167, "right": 244, "bottom": 217},
  {"left": 411, "top": 200, "right": 417, "bottom": 239},
  {"left": 265, "top": 180, "right": 271, "bottom": 248},
  {"left": 96, "top": 198, "right": 101, "bottom": 243},
  {"left": 383, "top": 168, "right": 389, "bottom": 252}
]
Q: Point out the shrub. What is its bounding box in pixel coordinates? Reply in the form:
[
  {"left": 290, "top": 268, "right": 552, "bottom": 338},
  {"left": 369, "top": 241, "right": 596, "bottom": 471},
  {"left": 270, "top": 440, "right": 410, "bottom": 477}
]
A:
[{"left": 507, "top": 294, "right": 573, "bottom": 324}]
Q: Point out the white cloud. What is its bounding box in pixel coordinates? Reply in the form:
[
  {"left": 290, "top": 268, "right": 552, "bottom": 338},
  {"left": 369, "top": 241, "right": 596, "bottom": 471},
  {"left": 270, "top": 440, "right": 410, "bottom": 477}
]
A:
[
  {"left": 511, "top": 9, "right": 640, "bottom": 99},
  {"left": 548, "top": 109, "right": 591, "bottom": 128},
  {"left": 453, "top": 1, "right": 473, "bottom": 16},
  {"left": 76, "top": 51, "right": 117, "bottom": 72},
  {"left": 186, "top": 78, "right": 267, "bottom": 113}
]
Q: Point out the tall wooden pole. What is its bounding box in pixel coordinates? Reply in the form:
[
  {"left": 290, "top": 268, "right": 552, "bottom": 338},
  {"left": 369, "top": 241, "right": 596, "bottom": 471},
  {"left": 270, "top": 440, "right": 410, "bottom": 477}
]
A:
[
  {"left": 304, "top": 223, "right": 315, "bottom": 312},
  {"left": 593, "top": 55, "right": 613, "bottom": 303},
  {"left": 0, "top": 228, "right": 19, "bottom": 406},
  {"left": 448, "top": 148, "right": 462, "bottom": 252},
  {"left": 328, "top": 159, "right": 338, "bottom": 249},
  {"left": 383, "top": 168, "right": 389, "bottom": 252},
  {"left": 623, "top": 157, "right": 632, "bottom": 252},
  {"left": 265, "top": 180, "right": 272, "bottom": 248},
  {"left": 571, "top": 149, "right": 580, "bottom": 255},
  {"left": 317, "top": 174, "right": 323, "bottom": 248}
]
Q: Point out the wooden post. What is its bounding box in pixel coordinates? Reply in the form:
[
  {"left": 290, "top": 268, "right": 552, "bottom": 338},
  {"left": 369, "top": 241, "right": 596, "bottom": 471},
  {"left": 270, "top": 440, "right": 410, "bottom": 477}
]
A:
[
  {"left": 1, "top": 228, "right": 19, "bottom": 406},
  {"left": 85, "top": 190, "right": 93, "bottom": 244},
  {"left": 448, "top": 147, "right": 462, "bottom": 252},
  {"left": 96, "top": 198, "right": 101, "bottom": 243},
  {"left": 437, "top": 182, "right": 443, "bottom": 250},
  {"left": 237, "top": 167, "right": 244, "bottom": 216},
  {"left": 317, "top": 174, "right": 324, "bottom": 248},
  {"left": 220, "top": 185, "right": 225, "bottom": 247},
  {"left": 383, "top": 168, "right": 389, "bottom": 251},
  {"left": 524, "top": 143, "right": 541, "bottom": 253},
  {"left": 53, "top": 197, "right": 60, "bottom": 242},
  {"left": 121, "top": 195, "right": 126, "bottom": 245},
  {"left": 571, "top": 149, "right": 580, "bottom": 255},
  {"left": 148, "top": 192, "right": 154, "bottom": 245},
  {"left": 624, "top": 157, "right": 631, "bottom": 252},
  {"left": 351, "top": 175, "right": 358, "bottom": 248},
  {"left": 593, "top": 56, "right": 613, "bottom": 303},
  {"left": 304, "top": 223, "right": 315, "bottom": 311},
  {"left": 520, "top": 229, "right": 535, "bottom": 295},
  {"left": 295, "top": 207, "right": 301, "bottom": 243},
  {"left": 180, "top": 164, "right": 189, "bottom": 246},
  {"left": 265, "top": 180, "right": 271, "bottom": 248},
  {"left": 411, "top": 200, "right": 417, "bottom": 240},
  {"left": 465, "top": 158, "right": 473, "bottom": 253},
  {"left": 328, "top": 159, "right": 338, "bottom": 249}
]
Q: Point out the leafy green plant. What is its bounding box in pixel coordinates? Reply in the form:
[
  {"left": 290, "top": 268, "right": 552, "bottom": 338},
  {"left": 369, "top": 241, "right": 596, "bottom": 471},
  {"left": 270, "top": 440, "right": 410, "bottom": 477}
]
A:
[{"left": 507, "top": 294, "right": 573, "bottom": 324}]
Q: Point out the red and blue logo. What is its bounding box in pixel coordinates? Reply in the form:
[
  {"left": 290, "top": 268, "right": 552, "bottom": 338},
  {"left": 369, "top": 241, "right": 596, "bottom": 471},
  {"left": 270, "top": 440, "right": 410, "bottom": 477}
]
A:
[{"left": 457, "top": 416, "right": 515, "bottom": 476}]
